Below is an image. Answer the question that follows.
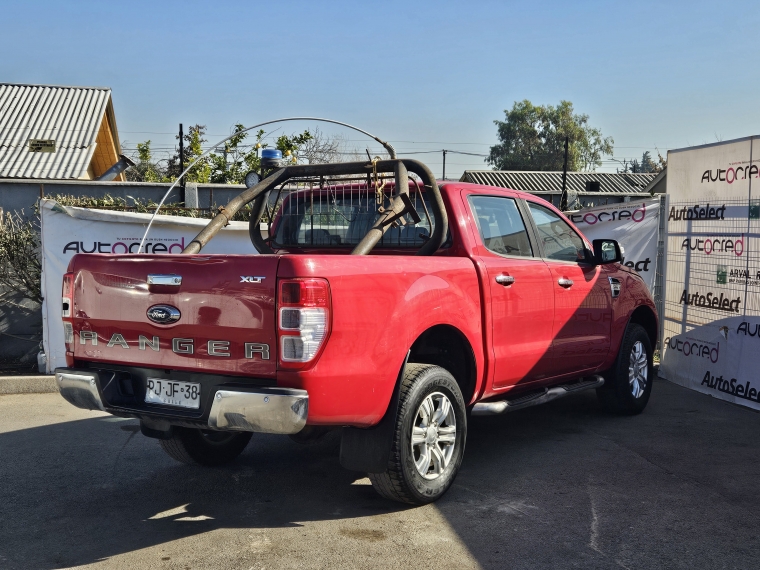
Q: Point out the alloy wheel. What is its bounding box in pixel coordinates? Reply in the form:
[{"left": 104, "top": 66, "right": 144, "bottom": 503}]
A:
[
  {"left": 628, "top": 340, "right": 648, "bottom": 398},
  {"left": 410, "top": 392, "right": 457, "bottom": 480}
]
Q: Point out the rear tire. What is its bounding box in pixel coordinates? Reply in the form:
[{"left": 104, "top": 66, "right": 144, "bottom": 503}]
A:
[
  {"left": 597, "top": 323, "right": 653, "bottom": 415},
  {"left": 159, "top": 427, "right": 252, "bottom": 466},
  {"left": 369, "top": 364, "right": 467, "bottom": 505}
]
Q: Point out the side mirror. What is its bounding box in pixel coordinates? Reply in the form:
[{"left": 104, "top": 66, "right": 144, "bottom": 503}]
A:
[{"left": 592, "top": 239, "right": 622, "bottom": 265}]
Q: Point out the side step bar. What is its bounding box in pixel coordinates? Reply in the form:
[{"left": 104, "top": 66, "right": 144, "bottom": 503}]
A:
[{"left": 471, "top": 375, "right": 605, "bottom": 416}]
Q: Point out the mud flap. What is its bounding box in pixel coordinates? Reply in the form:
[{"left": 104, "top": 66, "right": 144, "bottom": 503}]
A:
[{"left": 339, "top": 354, "right": 407, "bottom": 473}]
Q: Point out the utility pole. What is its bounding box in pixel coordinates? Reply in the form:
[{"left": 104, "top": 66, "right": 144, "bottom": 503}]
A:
[
  {"left": 179, "top": 123, "right": 185, "bottom": 204},
  {"left": 559, "top": 136, "right": 569, "bottom": 211},
  {"left": 442, "top": 149, "right": 448, "bottom": 180}
]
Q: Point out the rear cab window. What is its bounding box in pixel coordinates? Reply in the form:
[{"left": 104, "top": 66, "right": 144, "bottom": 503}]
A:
[{"left": 270, "top": 190, "right": 442, "bottom": 250}]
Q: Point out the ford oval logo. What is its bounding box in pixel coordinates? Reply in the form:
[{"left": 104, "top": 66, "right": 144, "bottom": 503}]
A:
[{"left": 147, "top": 305, "right": 181, "bottom": 324}]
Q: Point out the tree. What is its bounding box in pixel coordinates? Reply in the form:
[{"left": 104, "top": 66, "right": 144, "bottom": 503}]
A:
[
  {"left": 165, "top": 124, "right": 211, "bottom": 183},
  {"left": 125, "top": 140, "right": 167, "bottom": 182},
  {"left": 0, "top": 211, "right": 42, "bottom": 308},
  {"left": 128, "top": 125, "right": 317, "bottom": 185},
  {"left": 653, "top": 149, "right": 667, "bottom": 173},
  {"left": 487, "top": 100, "right": 613, "bottom": 171},
  {"left": 640, "top": 151, "right": 656, "bottom": 173},
  {"left": 275, "top": 130, "right": 313, "bottom": 159},
  {"left": 208, "top": 126, "right": 266, "bottom": 184},
  {"left": 297, "top": 127, "right": 343, "bottom": 164}
]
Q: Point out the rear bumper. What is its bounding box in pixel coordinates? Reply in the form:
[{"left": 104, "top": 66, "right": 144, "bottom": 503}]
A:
[{"left": 55, "top": 368, "right": 308, "bottom": 435}]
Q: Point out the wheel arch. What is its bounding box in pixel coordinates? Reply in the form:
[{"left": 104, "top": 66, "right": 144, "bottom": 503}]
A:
[
  {"left": 628, "top": 304, "right": 658, "bottom": 349},
  {"left": 407, "top": 324, "right": 478, "bottom": 405}
]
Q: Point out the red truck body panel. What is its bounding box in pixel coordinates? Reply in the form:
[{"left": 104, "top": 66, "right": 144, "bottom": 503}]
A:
[
  {"left": 276, "top": 255, "right": 483, "bottom": 425},
  {"left": 68, "top": 255, "right": 279, "bottom": 378}
]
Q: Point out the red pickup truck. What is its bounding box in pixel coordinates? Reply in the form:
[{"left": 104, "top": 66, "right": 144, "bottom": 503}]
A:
[{"left": 56, "top": 159, "right": 657, "bottom": 505}]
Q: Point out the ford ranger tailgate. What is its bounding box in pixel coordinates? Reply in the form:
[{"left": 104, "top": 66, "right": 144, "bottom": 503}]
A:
[{"left": 68, "top": 254, "right": 278, "bottom": 378}]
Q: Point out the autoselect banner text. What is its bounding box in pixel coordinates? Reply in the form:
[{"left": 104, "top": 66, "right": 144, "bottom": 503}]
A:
[
  {"left": 661, "top": 316, "right": 760, "bottom": 412},
  {"left": 660, "top": 136, "right": 760, "bottom": 411}
]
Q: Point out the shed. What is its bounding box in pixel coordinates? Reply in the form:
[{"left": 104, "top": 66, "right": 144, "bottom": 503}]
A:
[
  {"left": 459, "top": 170, "right": 659, "bottom": 208},
  {"left": 0, "top": 83, "right": 124, "bottom": 180}
]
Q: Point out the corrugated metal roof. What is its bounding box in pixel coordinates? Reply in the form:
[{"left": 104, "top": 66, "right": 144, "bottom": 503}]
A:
[
  {"left": 0, "top": 83, "right": 111, "bottom": 179},
  {"left": 460, "top": 170, "right": 657, "bottom": 194}
]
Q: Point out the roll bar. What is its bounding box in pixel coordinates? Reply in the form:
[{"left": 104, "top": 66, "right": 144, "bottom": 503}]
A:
[{"left": 182, "top": 159, "right": 447, "bottom": 257}]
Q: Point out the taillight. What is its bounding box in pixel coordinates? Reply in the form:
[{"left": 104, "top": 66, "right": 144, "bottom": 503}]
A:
[
  {"left": 278, "top": 278, "right": 330, "bottom": 367},
  {"left": 62, "top": 272, "right": 74, "bottom": 350}
]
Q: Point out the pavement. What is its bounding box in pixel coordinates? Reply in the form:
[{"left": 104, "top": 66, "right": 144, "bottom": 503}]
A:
[
  {"left": 1, "top": 378, "right": 760, "bottom": 570},
  {"left": 0, "top": 375, "right": 56, "bottom": 394}
]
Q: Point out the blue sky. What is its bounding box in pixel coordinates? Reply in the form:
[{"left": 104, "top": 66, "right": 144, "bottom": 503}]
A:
[{"left": 2, "top": 0, "right": 758, "bottom": 178}]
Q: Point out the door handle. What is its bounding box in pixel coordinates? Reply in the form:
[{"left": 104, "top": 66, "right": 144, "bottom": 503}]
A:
[
  {"left": 558, "top": 277, "right": 574, "bottom": 288},
  {"left": 495, "top": 275, "right": 515, "bottom": 286}
]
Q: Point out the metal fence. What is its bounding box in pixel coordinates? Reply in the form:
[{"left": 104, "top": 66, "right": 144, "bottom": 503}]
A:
[
  {"left": 654, "top": 193, "right": 669, "bottom": 350},
  {"left": 662, "top": 198, "right": 759, "bottom": 341}
]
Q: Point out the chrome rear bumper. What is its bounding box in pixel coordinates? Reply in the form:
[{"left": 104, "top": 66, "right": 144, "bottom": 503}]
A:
[
  {"left": 208, "top": 389, "right": 308, "bottom": 434},
  {"left": 54, "top": 370, "right": 308, "bottom": 435},
  {"left": 56, "top": 371, "right": 106, "bottom": 411}
]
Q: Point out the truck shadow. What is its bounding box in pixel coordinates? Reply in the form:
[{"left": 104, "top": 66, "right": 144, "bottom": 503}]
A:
[
  {"left": 0, "top": 416, "right": 399, "bottom": 569},
  {"left": 437, "top": 380, "right": 760, "bottom": 569}
]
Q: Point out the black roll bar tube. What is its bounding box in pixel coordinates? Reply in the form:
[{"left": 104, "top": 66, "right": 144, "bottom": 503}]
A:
[{"left": 182, "top": 159, "right": 447, "bottom": 256}]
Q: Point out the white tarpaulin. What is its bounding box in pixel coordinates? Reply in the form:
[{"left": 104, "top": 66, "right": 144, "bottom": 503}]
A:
[
  {"left": 40, "top": 199, "right": 256, "bottom": 373},
  {"left": 661, "top": 316, "right": 760, "bottom": 412},
  {"left": 568, "top": 199, "right": 661, "bottom": 292},
  {"left": 660, "top": 135, "right": 760, "bottom": 410}
]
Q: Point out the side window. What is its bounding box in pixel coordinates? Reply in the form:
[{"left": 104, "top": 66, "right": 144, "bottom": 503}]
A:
[
  {"left": 527, "top": 202, "right": 587, "bottom": 262},
  {"left": 469, "top": 196, "right": 533, "bottom": 257}
]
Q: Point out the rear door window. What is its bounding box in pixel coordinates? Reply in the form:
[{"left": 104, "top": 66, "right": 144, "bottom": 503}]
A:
[
  {"left": 468, "top": 195, "right": 533, "bottom": 257},
  {"left": 527, "top": 201, "right": 587, "bottom": 262}
]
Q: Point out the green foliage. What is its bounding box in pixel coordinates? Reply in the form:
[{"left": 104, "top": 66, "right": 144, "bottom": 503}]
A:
[
  {"left": 653, "top": 149, "right": 667, "bottom": 173},
  {"left": 137, "top": 140, "right": 151, "bottom": 163},
  {"left": 126, "top": 140, "right": 168, "bottom": 183},
  {"left": 47, "top": 194, "right": 257, "bottom": 222},
  {"left": 640, "top": 151, "right": 656, "bottom": 173},
  {"left": 128, "top": 125, "right": 316, "bottom": 185},
  {"left": 276, "top": 130, "right": 313, "bottom": 160},
  {"left": 208, "top": 127, "right": 265, "bottom": 184},
  {"left": 619, "top": 150, "right": 666, "bottom": 174},
  {"left": 165, "top": 125, "right": 212, "bottom": 183},
  {"left": 0, "top": 211, "right": 42, "bottom": 307},
  {"left": 488, "top": 100, "right": 613, "bottom": 172}
]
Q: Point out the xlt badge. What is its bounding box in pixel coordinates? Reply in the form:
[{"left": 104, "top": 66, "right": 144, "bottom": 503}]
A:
[
  {"left": 147, "top": 305, "right": 181, "bottom": 324},
  {"left": 241, "top": 276, "right": 265, "bottom": 283}
]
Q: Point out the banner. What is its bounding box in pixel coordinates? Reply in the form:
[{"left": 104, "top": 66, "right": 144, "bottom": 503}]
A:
[
  {"left": 40, "top": 199, "right": 256, "bottom": 373},
  {"left": 568, "top": 199, "right": 661, "bottom": 292},
  {"left": 661, "top": 316, "right": 760, "bottom": 412},
  {"left": 660, "top": 135, "right": 760, "bottom": 410}
]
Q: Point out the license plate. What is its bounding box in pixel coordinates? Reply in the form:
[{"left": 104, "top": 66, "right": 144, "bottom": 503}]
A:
[{"left": 145, "top": 378, "right": 201, "bottom": 409}]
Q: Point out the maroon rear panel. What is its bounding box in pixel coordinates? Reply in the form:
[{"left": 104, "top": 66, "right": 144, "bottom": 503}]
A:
[{"left": 69, "top": 254, "right": 279, "bottom": 378}]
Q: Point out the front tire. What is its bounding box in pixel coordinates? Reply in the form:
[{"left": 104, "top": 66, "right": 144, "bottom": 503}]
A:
[
  {"left": 597, "top": 323, "right": 653, "bottom": 415},
  {"left": 159, "top": 427, "right": 252, "bottom": 466},
  {"left": 369, "top": 364, "right": 467, "bottom": 505}
]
